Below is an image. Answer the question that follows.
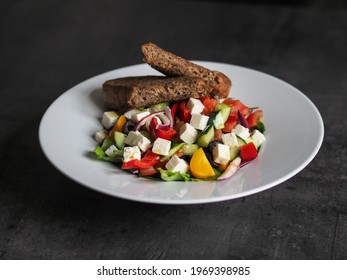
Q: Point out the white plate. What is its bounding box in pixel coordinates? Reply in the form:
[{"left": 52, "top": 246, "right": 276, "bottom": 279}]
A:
[{"left": 39, "top": 62, "right": 324, "bottom": 204}]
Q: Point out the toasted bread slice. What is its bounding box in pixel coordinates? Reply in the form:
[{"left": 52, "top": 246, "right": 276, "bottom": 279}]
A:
[
  {"left": 102, "top": 76, "right": 213, "bottom": 112},
  {"left": 142, "top": 42, "right": 231, "bottom": 98}
]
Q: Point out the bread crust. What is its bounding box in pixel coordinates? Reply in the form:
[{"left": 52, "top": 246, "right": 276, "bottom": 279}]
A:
[
  {"left": 142, "top": 42, "right": 231, "bottom": 98},
  {"left": 102, "top": 76, "right": 213, "bottom": 112}
]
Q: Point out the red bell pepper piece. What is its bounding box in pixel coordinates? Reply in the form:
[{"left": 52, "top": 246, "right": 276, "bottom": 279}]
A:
[
  {"left": 170, "top": 102, "right": 180, "bottom": 120},
  {"left": 156, "top": 127, "right": 176, "bottom": 140},
  {"left": 121, "top": 150, "right": 159, "bottom": 170},
  {"left": 240, "top": 142, "right": 258, "bottom": 161},
  {"left": 179, "top": 101, "right": 191, "bottom": 122},
  {"left": 150, "top": 116, "right": 176, "bottom": 140}
]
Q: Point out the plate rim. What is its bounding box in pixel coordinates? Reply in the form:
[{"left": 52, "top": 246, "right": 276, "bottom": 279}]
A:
[{"left": 39, "top": 61, "right": 324, "bottom": 204}]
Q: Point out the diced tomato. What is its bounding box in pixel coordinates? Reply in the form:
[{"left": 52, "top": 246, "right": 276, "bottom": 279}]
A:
[
  {"left": 247, "top": 110, "right": 263, "bottom": 128},
  {"left": 222, "top": 115, "right": 238, "bottom": 133},
  {"left": 121, "top": 150, "right": 159, "bottom": 170},
  {"left": 214, "top": 129, "right": 223, "bottom": 141},
  {"left": 139, "top": 166, "right": 157, "bottom": 176},
  {"left": 223, "top": 99, "right": 250, "bottom": 117},
  {"left": 156, "top": 127, "right": 176, "bottom": 140},
  {"left": 179, "top": 101, "right": 191, "bottom": 122},
  {"left": 201, "top": 97, "right": 217, "bottom": 115},
  {"left": 240, "top": 142, "right": 258, "bottom": 161}
]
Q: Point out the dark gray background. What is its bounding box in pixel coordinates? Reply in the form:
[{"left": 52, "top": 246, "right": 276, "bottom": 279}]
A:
[{"left": 1, "top": 0, "right": 346, "bottom": 259}]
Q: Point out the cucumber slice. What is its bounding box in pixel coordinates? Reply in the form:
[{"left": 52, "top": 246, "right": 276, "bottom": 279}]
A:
[
  {"left": 196, "top": 124, "right": 215, "bottom": 147},
  {"left": 237, "top": 136, "right": 247, "bottom": 147},
  {"left": 114, "top": 131, "right": 126, "bottom": 150},
  {"left": 208, "top": 110, "right": 224, "bottom": 129},
  {"left": 101, "top": 136, "right": 114, "bottom": 151},
  {"left": 182, "top": 144, "right": 199, "bottom": 156},
  {"left": 152, "top": 101, "right": 169, "bottom": 111},
  {"left": 229, "top": 146, "right": 240, "bottom": 161},
  {"left": 216, "top": 103, "right": 232, "bottom": 123},
  {"left": 160, "top": 143, "right": 185, "bottom": 162}
]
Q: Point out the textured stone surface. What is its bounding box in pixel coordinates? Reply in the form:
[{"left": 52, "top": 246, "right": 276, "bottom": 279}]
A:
[{"left": 1, "top": 0, "right": 346, "bottom": 259}]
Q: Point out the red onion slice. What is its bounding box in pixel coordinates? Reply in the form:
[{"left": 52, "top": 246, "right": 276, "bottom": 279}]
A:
[
  {"left": 238, "top": 110, "right": 250, "bottom": 129},
  {"left": 133, "top": 111, "right": 163, "bottom": 131}
]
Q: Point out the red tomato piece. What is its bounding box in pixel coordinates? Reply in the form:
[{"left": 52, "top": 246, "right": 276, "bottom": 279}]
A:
[
  {"left": 139, "top": 166, "right": 157, "bottom": 176},
  {"left": 247, "top": 110, "right": 263, "bottom": 128},
  {"left": 201, "top": 97, "right": 217, "bottom": 115},
  {"left": 240, "top": 142, "right": 258, "bottom": 161},
  {"left": 223, "top": 99, "right": 250, "bottom": 116},
  {"left": 222, "top": 115, "right": 238, "bottom": 133}
]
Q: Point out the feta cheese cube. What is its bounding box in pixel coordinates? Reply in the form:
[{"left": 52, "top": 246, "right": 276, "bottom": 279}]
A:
[
  {"left": 179, "top": 123, "right": 198, "bottom": 144},
  {"left": 123, "top": 146, "right": 141, "bottom": 162},
  {"left": 124, "top": 108, "right": 140, "bottom": 120},
  {"left": 136, "top": 133, "right": 151, "bottom": 152},
  {"left": 152, "top": 137, "right": 171, "bottom": 156},
  {"left": 232, "top": 124, "right": 250, "bottom": 140},
  {"left": 186, "top": 98, "right": 205, "bottom": 114},
  {"left": 124, "top": 131, "right": 151, "bottom": 152},
  {"left": 95, "top": 129, "right": 109, "bottom": 144},
  {"left": 101, "top": 111, "right": 119, "bottom": 129},
  {"left": 221, "top": 132, "right": 238, "bottom": 147},
  {"left": 105, "top": 145, "right": 119, "bottom": 157},
  {"left": 131, "top": 110, "right": 150, "bottom": 122},
  {"left": 124, "top": 131, "right": 141, "bottom": 146},
  {"left": 190, "top": 114, "right": 209, "bottom": 130},
  {"left": 250, "top": 129, "right": 266, "bottom": 148},
  {"left": 213, "top": 143, "right": 231, "bottom": 165},
  {"left": 165, "top": 155, "right": 189, "bottom": 174}
]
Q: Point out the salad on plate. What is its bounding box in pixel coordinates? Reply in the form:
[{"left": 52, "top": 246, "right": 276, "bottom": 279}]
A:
[{"left": 93, "top": 96, "right": 265, "bottom": 182}]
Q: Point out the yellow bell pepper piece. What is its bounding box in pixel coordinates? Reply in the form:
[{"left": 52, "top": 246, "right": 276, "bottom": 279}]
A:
[
  {"left": 189, "top": 148, "right": 215, "bottom": 179},
  {"left": 110, "top": 115, "right": 126, "bottom": 138}
]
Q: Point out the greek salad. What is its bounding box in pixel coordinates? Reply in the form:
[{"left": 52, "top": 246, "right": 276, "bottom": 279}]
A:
[{"left": 93, "top": 97, "right": 265, "bottom": 181}]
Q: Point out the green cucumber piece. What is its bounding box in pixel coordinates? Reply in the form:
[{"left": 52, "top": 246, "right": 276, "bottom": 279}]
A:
[
  {"left": 160, "top": 143, "right": 185, "bottom": 162},
  {"left": 114, "top": 131, "right": 126, "bottom": 150},
  {"left": 196, "top": 124, "right": 215, "bottom": 147},
  {"left": 182, "top": 144, "right": 199, "bottom": 156},
  {"left": 101, "top": 136, "right": 114, "bottom": 151},
  {"left": 229, "top": 146, "right": 240, "bottom": 161},
  {"left": 152, "top": 101, "right": 169, "bottom": 111},
  {"left": 216, "top": 103, "right": 232, "bottom": 123},
  {"left": 208, "top": 110, "right": 224, "bottom": 129},
  {"left": 237, "top": 136, "right": 247, "bottom": 147}
]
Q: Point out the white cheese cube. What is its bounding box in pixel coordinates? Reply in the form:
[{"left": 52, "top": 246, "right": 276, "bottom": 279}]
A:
[
  {"left": 105, "top": 145, "right": 118, "bottom": 157},
  {"left": 152, "top": 137, "right": 171, "bottom": 156},
  {"left": 222, "top": 132, "right": 238, "bottom": 147},
  {"left": 124, "top": 109, "right": 140, "bottom": 120},
  {"left": 213, "top": 143, "right": 231, "bottom": 164},
  {"left": 186, "top": 98, "right": 205, "bottom": 114},
  {"left": 95, "top": 129, "right": 109, "bottom": 144},
  {"left": 165, "top": 155, "right": 189, "bottom": 174},
  {"left": 179, "top": 123, "right": 198, "bottom": 144},
  {"left": 101, "top": 111, "right": 119, "bottom": 129},
  {"left": 251, "top": 129, "right": 266, "bottom": 148},
  {"left": 232, "top": 124, "right": 250, "bottom": 140},
  {"left": 124, "top": 131, "right": 141, "bottom": 146},
  {"left": 190, "top": 114, "right": 209, "bottom": 130},
  {"left": 136, "top": 133, "right": 151, "bottom": 152},
  {"left": 123, "top": 146, "right": 141, "bottom": 162},
  {"left": 131, "top": 110, "right": 150, "bottom": 122}
]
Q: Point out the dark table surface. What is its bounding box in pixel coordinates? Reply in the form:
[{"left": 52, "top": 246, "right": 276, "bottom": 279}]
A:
[{"left": 1, "top": 0, "right": 347, "bottom": 260}]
